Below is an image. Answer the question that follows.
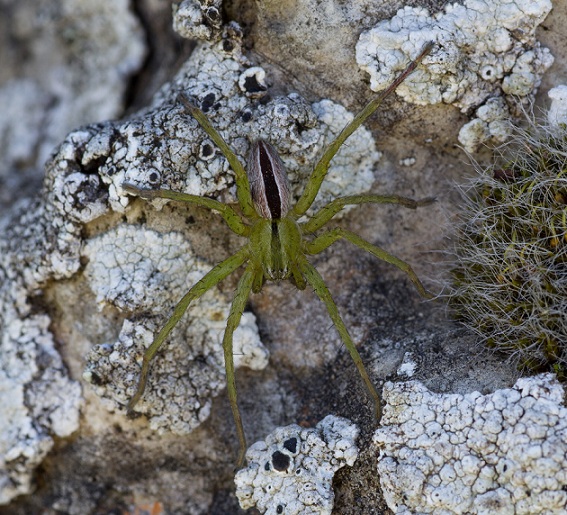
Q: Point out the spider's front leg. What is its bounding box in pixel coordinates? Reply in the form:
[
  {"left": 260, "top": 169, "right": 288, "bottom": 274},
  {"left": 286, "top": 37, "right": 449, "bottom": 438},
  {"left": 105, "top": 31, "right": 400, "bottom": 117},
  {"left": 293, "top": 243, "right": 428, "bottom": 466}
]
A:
[
  {"left": 303, "top": 194, "right": 436, "bottom": 234},
  {"left": 293, "top": 41, "right": 434, "bottom": 217},
  {"left": 122, "top": 183, "right": 250, "bottom": 237},
  {"left": 177, "top": 94, "right": 256, "bottom": 219}
]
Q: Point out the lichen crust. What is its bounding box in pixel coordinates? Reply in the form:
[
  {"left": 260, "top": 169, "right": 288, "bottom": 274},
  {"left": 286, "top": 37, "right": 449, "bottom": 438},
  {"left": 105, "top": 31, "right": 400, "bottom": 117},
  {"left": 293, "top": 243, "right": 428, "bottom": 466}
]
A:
[
  {"left": 235, "top": 415, "right": 359, "bottom": 514},
  {"left": 356, "top": 0, "right": 554, "bottom": 151},
  {"left": 374, "top": 374, "right": 567, "bottom": 514}
]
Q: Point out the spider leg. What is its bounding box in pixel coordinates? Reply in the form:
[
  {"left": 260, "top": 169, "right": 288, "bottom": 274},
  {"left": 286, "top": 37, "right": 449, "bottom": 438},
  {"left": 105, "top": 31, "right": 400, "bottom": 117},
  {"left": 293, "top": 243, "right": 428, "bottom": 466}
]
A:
[
  {"left": 302, "top": 194, "right": 436, "bottom": 234},
  {"left": 306, "top": 228, "right": 432, "bottom": 298},
  {"left": 178, "top": 94, "right": 256, "bottom": 219},
  {"left": 122, "top": 182, "right": 250, "bottom": 237},
  {"left": 293, "top": 41, "right": 434, "bottom": 217},
  {"left": 221, "top": 264, "right": 255, "bottom": 468},
  {"left": 127, "top": 245, "right": 250, "bottom": 416},
  {"left": 299, "top": 258, "right": 382, "bottom": 420}
]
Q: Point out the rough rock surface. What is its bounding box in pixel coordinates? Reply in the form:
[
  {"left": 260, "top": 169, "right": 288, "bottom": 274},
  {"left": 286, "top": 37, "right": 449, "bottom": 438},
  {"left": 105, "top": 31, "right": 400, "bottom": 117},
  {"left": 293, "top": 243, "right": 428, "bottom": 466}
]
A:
[
  {"left": 0, "top": 0, "right": 146, "bottom": 208},
  {"left": 0, "top": 11, "right": 380, "bottom": 511},
  {"left": 1, "top": 0, "right": 566, "bottom": 513}
]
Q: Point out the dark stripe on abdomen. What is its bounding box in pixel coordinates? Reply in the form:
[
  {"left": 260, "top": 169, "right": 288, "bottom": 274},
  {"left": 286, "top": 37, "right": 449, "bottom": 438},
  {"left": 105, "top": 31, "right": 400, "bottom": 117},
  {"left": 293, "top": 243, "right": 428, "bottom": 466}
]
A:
[{"left": 258, "top": 141, "right": 282, "bottom": 219}]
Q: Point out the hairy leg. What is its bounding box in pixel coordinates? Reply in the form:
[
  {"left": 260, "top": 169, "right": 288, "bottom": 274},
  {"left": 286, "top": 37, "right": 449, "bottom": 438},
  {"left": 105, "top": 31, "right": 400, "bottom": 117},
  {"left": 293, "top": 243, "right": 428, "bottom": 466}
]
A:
[
  {"left": 302, "top": 194, "right": 436, "bottom": 234},
  {"left": 127, "top": 245, "right": 250, "bottom": 415},
  {"left": 122, "top": 183, "right": 250, "bottom": 236},
  {"left": 222, "top": 265, "right": 255, "bottom": 468},
  {"left": 178, "top": 94, "right": 256, "bottom": 219},
  {"left": 293, "top": 41, "right": 434, "bottom": 217},
  {"left": 300, "top": 258, "right": 382, "bottom": 420},
  {"left": 306, "top": 227, "right": 431, "bottom": 298}
]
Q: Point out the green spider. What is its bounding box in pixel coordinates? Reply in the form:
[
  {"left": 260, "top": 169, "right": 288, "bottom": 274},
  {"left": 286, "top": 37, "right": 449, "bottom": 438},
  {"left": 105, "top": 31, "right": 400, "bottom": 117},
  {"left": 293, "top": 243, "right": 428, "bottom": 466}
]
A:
[{"left": 123, "top": 42, "right": 434, "bottom": 466}]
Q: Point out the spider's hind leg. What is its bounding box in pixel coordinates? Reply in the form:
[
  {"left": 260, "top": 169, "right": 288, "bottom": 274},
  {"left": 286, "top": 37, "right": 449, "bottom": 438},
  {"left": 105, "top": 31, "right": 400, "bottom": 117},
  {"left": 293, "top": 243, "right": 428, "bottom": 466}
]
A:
[
  {"left": 299, "top": 258, "right": 382, "bottom": 421},
  {"left": 126, "top": 246, "right": 250, "bottom": 416},
  {"left": 223, "top": 265, "right": 255, "bottom": 468}
]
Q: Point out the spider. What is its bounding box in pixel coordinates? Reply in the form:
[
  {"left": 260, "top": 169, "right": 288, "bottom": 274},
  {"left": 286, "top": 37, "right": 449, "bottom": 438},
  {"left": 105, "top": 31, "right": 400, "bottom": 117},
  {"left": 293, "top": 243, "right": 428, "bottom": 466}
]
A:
[{"left": 122, "top": 41, "right": 434, "bottom": 466}]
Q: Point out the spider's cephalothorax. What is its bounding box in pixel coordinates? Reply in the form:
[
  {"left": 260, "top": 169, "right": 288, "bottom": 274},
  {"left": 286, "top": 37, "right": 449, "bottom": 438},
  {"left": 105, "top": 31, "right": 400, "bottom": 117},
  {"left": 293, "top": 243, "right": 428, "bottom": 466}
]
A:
[{"left": 122, "top": 42, "right": 435, "bottom": 467}]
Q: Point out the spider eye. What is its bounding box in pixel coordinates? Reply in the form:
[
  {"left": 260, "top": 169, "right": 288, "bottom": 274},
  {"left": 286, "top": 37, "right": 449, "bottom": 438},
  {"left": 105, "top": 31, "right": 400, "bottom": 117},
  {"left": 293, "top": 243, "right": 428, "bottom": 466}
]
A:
[{"left": 247, "top": 140, "right": 291, "bottom": 219}]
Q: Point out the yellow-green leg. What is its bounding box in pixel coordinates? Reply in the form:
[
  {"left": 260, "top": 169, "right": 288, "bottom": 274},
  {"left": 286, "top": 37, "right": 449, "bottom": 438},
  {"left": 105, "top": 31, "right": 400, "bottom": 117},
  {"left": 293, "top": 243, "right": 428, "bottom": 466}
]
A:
[
  {"left": 293, "top": 41, "right": 434, "bottom": 217},
  {"left": 306, "top": 228, "right": 432, "bottom": 298},
  {"left": 127, "top": 245, "right": 250, "bottom": 415},
  {"left": 302, "top": 194, "right": 436, "bottom": 234},
  {"left": 178, "top": 94, "right": 257, "bottom": 219},
  {"left": 222, "top": 265, "right": 255, "bottom": 468},
  {"left": 122, "top": 182, "right": 250, "bottom": 237},
  {"left": 299, "top": 258, "right": 382, "bottom": 421}
]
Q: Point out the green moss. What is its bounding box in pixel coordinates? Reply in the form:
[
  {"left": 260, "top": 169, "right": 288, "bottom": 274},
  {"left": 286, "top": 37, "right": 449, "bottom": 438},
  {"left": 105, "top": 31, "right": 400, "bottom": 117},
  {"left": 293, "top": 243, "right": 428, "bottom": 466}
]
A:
[{"left": 450, "top": 120, "right": 567, "bottom": 373}]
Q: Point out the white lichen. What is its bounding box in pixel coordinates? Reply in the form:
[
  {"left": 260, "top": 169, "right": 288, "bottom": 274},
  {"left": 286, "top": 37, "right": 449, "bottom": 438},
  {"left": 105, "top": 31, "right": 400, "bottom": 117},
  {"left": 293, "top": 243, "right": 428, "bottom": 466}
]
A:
[
  {"left": 399, "top": 156, "right": 416, "bottom": 167},
  {"left": 0, "top": 200, "right": 83, "bottom": 504},
  {"left": 238, "top": 66, "right": 269, "bottom": 98},
  {"left": 173, "top": 0, "right": 223, "bottom": 41},
  {"left": 396, "top": 352, "right": 417, "bottom": 378},
  {"left": 83, "top": 225, "right": 203, "bottom": 312},
  {"left": 235, "top": 415, "right": 359, "bottom": 514},
  {"left": 356, "top": 0, "right": 554, "bottom": 151},
  {"left": 547, "top": 85, "right": 567, "bottom": 127},
  {"left": 77, "top": 30, "right": 382, "bottom": 216},
  {"left": 0, "top": 308, "right": 82, "bottom": 505},
  {"left": 458, "top": 97, "right": 512, "bottom": 153},
  {"left": 374, "top": 374, "right": 567, "bottom": 514}
]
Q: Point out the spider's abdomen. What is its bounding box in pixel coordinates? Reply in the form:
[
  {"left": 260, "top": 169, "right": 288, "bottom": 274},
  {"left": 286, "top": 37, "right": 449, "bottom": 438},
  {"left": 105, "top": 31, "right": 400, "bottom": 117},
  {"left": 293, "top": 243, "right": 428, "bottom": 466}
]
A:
[{"left": 247, "top": 140, "right": 291, "bottom": 220}]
